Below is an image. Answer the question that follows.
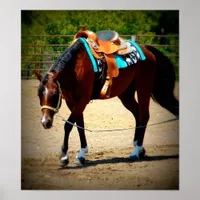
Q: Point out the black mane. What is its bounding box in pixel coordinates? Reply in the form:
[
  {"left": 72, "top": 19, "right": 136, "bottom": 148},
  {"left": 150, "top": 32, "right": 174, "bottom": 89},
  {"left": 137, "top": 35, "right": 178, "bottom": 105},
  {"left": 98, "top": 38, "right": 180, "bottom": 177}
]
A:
[
  {"left": 50, "top": 39, "right": 84, "bottom": 73},
  {"left": 38, "top": 39, "right": 85, "bottom": 96}
]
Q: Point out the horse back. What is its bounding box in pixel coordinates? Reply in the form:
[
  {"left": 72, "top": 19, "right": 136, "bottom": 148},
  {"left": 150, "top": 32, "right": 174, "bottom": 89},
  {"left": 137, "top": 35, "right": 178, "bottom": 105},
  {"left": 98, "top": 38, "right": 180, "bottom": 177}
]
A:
[{"left": 73, "top": 44, "right": 156, "bottom": 101}]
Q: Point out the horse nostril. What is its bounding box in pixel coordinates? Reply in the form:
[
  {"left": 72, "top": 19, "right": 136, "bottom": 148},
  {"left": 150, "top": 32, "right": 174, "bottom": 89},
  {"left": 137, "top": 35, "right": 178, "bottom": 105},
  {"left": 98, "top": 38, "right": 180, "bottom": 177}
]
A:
[{"left": 46, "top": 120, "right": 52, "bottom": 128}]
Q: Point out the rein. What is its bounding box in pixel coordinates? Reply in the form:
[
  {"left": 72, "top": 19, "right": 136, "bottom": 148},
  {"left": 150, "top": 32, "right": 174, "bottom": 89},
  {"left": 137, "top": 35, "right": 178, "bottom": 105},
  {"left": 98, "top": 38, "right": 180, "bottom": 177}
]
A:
[
  {"left": 40, "top": 73, "right": 178, "bottom": 133},
  {"left": 40, "top": 72, "right": 62, "bottom": 113},
  {"left": 56, "top": 112, "right": 179, "bottom": 133}
]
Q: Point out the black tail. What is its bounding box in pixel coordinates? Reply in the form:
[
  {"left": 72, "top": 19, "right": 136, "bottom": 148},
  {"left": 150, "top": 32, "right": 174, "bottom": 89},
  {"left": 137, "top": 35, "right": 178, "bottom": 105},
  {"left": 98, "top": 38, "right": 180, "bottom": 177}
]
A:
[{"left": 145, "top": 45, "right": 179, "bottom": 117}]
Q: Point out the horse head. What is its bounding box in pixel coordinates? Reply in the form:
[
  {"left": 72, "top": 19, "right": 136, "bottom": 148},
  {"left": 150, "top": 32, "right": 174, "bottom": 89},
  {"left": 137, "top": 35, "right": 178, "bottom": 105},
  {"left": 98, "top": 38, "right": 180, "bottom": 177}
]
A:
[
  {"left": 34, "top": 39, "right": 95, "bottom": 129},
  {"left": 35, "top": 71, "right": 62, "bottom": 129}
]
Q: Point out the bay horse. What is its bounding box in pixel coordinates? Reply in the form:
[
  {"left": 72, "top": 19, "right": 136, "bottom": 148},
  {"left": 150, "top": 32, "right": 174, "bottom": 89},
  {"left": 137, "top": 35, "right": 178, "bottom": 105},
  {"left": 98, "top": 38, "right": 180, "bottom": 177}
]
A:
[{"left": 35, "top": 37, "right": 179, "bottom": 167}]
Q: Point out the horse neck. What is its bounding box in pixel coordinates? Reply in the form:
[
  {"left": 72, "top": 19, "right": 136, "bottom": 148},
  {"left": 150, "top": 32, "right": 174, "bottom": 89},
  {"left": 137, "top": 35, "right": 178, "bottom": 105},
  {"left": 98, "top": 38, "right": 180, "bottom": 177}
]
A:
[
  {"left": 56, "top": 64, "right": 76, "bottom": 90},
  {"left": 74, "top": 49, "right": 93, "bottom": 80},
  {"left": 56, "top": 46, "right": 94, "bottom": 93}
]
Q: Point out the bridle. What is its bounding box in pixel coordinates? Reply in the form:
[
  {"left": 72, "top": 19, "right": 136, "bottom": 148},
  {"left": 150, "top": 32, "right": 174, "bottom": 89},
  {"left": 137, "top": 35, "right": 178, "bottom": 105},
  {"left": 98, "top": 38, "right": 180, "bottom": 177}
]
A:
[{"left": 40, "top": 72, "right": 62, "bottom": 113}]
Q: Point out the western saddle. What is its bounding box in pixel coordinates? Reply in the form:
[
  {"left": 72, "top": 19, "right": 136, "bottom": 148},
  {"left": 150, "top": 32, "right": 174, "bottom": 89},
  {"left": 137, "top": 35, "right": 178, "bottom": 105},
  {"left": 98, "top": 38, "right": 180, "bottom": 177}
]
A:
[{"left": 74, "top": 26, "right": 134, "bottom": 98}]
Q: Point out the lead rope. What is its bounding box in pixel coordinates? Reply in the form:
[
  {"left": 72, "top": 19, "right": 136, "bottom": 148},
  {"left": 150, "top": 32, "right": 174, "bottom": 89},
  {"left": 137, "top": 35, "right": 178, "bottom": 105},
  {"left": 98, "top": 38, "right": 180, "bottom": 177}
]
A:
[{"left": 56, "top": 112, "right": 179, "bottom": 133}]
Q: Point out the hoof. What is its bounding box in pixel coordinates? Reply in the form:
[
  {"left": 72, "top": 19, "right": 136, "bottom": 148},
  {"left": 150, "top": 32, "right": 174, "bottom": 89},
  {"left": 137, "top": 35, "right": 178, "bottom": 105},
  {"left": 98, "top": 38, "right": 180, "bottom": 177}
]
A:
[
  {"left": 59, "top": 156, "right": 69, "bottom": 167},
  {"left": 130, "top": 155, "right": 139, "bottom": 161},
  {"left": 130, "top": 148, "right": 146, "bottom": 161},
  {"left": 75, "top": 157, "right": 85, "bottom": 165},
  {"left": 139, "top": 148, "right": 146, "bottom": 158}
]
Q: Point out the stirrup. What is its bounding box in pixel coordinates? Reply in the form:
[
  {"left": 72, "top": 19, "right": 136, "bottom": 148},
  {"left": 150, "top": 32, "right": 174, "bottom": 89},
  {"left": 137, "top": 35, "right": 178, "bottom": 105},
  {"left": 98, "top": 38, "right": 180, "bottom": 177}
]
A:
[{"left": 100, "top": 76, "right": 111, "bottom": 98}]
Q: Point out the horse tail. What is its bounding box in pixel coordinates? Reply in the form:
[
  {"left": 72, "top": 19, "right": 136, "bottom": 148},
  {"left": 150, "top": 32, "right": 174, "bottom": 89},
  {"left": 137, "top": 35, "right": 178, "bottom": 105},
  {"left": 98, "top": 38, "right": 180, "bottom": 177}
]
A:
[{"left": 145, "top": 45, "right": 179, "bottom": 117}]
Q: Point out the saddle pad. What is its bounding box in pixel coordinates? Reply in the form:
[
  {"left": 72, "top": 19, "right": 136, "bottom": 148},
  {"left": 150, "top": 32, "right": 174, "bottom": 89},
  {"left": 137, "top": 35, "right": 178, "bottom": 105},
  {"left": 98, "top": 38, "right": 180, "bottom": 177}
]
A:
[{"left": 77, "top": 37, "right": 146, "bottom": 72}]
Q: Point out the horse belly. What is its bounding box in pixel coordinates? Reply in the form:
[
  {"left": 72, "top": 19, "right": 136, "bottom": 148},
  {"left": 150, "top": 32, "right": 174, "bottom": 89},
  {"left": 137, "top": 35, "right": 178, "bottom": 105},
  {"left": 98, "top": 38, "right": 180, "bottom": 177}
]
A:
[{"left": 109, "top": 66, "right": 137, "bottom": 98}]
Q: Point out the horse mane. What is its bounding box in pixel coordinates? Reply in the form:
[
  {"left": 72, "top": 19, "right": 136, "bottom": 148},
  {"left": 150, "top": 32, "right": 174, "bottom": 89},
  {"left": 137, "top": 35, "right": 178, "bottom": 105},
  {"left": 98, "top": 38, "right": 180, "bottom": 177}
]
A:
[
  {"left": 50, "top": 39, "right": 84, "bottom": 73},
  {"left": 38, "top": 39, "right": 86, "bottom": 95}
]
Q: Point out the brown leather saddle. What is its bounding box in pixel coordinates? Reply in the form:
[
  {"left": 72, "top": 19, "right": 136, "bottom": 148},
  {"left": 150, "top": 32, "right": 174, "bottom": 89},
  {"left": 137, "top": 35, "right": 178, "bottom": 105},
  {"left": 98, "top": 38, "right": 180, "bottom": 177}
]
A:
[{"left": 74, "top": 27, "right": 134, "bottom": 98}]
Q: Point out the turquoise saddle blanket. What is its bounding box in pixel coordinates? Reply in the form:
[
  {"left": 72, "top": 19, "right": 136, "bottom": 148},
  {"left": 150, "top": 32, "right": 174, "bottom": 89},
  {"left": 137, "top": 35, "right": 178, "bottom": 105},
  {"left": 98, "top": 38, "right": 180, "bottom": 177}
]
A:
[{"left": 77, "top": 37, "right": 146, "bottom": 72}]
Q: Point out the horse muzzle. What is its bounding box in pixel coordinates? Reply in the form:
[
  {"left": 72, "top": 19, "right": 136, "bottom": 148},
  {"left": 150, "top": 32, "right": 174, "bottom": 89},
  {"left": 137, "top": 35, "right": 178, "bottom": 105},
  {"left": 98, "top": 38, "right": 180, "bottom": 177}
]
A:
[{"left": 41, "top": 115, "right": 53, "bottom": 129}]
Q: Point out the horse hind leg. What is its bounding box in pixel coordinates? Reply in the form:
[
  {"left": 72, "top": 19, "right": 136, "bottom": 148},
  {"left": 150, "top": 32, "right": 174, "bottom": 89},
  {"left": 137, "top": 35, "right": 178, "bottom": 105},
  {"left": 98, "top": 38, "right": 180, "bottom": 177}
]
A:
[
  {"left": 118, "top": 84, "right": 146, "bottom": 161},
  {"left": 130, "top": 90, "right": 151, "bottom": 161}
]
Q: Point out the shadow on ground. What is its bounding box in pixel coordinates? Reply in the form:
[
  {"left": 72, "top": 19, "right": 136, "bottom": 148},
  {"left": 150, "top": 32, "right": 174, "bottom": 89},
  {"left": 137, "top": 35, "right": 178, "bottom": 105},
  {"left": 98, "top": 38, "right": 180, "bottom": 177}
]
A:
[{"left": 57, "top": 154, "right": 179, "bottom": 170}]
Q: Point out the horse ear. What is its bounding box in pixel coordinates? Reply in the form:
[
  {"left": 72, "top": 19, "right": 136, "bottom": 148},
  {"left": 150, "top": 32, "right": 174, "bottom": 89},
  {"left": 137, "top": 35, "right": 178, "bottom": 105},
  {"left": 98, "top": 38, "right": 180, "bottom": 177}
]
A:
[
  {"left": 34, "top": 70, "right": 43, "bottom": 81},
  {"left": 52, "top": 71, "right": 59, "bottom": 80}
]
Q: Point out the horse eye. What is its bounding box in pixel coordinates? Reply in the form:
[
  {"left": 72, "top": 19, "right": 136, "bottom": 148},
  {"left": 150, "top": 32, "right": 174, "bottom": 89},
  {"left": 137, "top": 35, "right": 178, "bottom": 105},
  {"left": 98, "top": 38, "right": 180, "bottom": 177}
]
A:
[{"left": 53, "top": 90, "right": 59, "bottom": 95}]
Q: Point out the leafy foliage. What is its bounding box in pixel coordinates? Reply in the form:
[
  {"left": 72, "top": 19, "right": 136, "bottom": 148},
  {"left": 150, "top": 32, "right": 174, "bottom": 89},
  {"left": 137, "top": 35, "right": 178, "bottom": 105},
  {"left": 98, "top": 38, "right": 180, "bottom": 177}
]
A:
[{"left": 21, "top": 10, "right": 179, "bottom": 79}]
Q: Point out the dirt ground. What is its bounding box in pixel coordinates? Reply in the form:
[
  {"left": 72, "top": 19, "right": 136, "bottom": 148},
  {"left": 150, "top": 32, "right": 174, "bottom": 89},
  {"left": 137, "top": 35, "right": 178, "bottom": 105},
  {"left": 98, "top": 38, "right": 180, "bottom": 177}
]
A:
[{"left": 21, "top": 80, "right": 179, "bottom": 190}]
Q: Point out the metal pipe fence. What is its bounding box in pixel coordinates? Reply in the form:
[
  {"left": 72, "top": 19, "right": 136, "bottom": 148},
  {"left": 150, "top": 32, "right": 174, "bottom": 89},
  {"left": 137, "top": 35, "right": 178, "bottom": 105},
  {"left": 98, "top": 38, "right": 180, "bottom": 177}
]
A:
[{"left": 21, "top": 34, "right": 179, "bottom": 79}]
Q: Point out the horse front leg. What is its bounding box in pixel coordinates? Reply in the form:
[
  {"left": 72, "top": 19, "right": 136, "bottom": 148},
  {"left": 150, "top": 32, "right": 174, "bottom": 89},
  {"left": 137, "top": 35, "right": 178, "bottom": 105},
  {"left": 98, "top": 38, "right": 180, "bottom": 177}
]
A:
[
  {"left": 75, "top": 114, "right": 88, "bottom": 165},
  {"left": 59, "top": 114, "right": 76, "bottom": 167},
  {"left": 59, "top": 100, "right": 89, "bottom": 167}
]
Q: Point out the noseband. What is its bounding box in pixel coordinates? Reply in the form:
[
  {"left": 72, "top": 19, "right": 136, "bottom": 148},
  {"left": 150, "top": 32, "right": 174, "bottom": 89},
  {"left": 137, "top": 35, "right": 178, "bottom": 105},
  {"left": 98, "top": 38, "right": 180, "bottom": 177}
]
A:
[{"left": 41, "top": 72, "right": 62, "bottom": 113}]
